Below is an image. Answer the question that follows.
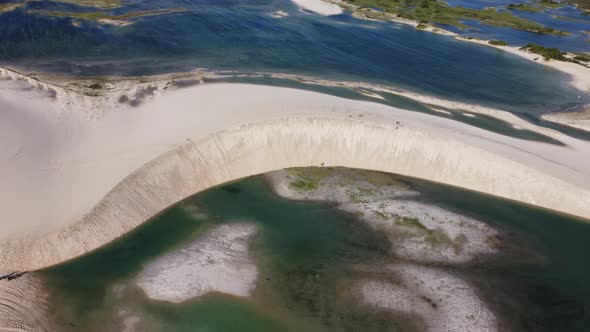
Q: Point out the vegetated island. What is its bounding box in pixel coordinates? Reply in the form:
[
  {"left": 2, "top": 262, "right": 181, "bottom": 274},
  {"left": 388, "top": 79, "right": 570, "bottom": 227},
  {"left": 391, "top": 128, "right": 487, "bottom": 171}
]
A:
[
  {"left": 0, "top": 0, "right": 188, "bottom": 26},
  {"left": 507, "top": 0, "right": 564, "bottom": 12},
  {"left": 306, "top": 0, "right": 590, "bottom": 85},
  {"left": 0, "top": 2, "right": 23, "bottom": 13},
  {"left": 0, "top": 0, "right": 122, "bottom": 14},
  {"left": 27, "top": 8, "right": 189, "bottom": 26},
  {"left": 335, "top": 0, "right": 570, "bottom": 35},
  {"left": 53, "top": 0, "right": 122, "bottom": 9},
  {"left": 521, "top": 43, "right": 590, "bottom": 64},
  {"left": 565, "top": 0, "right": 590, "bottom": 14},
  {"left": 452, "top": 36, "right": 590, "bottom": 91}
]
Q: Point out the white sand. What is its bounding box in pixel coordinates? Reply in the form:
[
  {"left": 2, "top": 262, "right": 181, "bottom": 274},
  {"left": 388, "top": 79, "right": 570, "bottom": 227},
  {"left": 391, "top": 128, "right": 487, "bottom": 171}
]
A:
[
  {"left": 136, "top": 224, "right": 258, "bottom": 303},
  {"left": 430, "top": 107, "right": 453, "bottom": 115},
  {"left": 270, "top": 10, "right": 289, "bottom": 18},
  {"left": 267, "top": 168, "right": 499, "bottom": 263},
  {"left": 262, "top": 71, "right": 582, "bottom": 138},
  {"left": 358, "top": 264, "right": 497, "bottom": 332},
  {"left": 98, "top": 19, "right": 133, "bottom": 27},
  {"left": 542, "top": 104, "right": 590, "bottom": 132},
  {"left": 455, "top": 37, "right": 590, "bottom": 93},
  {"left": 291, "top": 0, "right": 343, "bottom": 16},
  {"left": 0, "top": 273, "right": 51, "bottom": 332},
  {"left": 1, "top": 68, "right": 590, "bottom": 271},
  {"left": 357, "top": 89, "right": 385, "bottom": 100}
]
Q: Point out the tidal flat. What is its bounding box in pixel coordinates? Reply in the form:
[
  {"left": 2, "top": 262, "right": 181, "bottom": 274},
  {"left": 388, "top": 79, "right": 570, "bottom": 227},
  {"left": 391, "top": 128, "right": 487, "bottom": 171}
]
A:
[{"left": 35, "top": 167, "right": 590, "bottom": 331}]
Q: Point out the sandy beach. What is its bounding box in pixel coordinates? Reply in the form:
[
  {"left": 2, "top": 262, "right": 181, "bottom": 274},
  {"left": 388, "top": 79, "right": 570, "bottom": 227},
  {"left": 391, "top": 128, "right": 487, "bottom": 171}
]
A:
[
  {"left": 542, "top": 104, "right": 590, "bottom": 132},
  {"left": 455, "top": 37, "right": 590, "bottom": 93},
  {"left": 259, "top": 71, "right": 587, "bottom": 137},
  {"left": 1, "top": 68, "right": 590, "bottom": 272},
  {"left": 291, "top": 0, "right": 343, "bottom": 16},
  {"left": 0, "top": 273, "right": 50, "bottom": 331}
]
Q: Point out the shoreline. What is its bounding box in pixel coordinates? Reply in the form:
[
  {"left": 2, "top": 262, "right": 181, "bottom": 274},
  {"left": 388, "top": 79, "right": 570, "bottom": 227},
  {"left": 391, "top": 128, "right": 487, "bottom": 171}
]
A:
[
  {"left": 264, "top": 167, "right": 530, "bottom": 331},
  {"left": 541, "top": 104, "right": 590, "bottom": 132},
  {"left": 454, "top": 37, "right": 590, "bottom": 93},
  {"left": 136, "top": 223, "right": 258, "bottom": 303},
  {"left": 357, "top": 265, "right": 498, "bottom": 332},
  {"left": 321, "top": 0, "right": 590, "bottom": 93},
  {"left": 1, "top": 68, "right": 590, "bottom": 272},
  {"left": 291, "top": 0, "right": 343, "bottom": 16},
  {"left": 265, "top": 168, "right": 501, "bottom": 264},
  {"left": 3, "top": 64, "right": 583, "bottom": 139},
  {"left": 262, "top": 71, "right": 587, "bottom": 138}
]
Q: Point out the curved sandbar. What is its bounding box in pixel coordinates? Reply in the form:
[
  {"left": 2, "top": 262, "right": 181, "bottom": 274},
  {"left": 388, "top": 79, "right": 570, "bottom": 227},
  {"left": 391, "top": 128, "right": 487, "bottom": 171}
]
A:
[{"left": 1, "top": 79, "right": 590, "bottom": 271}]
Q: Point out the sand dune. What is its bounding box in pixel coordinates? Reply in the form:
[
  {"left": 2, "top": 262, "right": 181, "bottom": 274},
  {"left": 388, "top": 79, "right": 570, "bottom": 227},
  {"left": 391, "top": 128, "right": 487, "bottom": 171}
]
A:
[
  {"left": 0, "top": 273, "right": 50, "bottom": 332},
  {"left": 1, "top": 70, "right": 590, "bottom": 271}
]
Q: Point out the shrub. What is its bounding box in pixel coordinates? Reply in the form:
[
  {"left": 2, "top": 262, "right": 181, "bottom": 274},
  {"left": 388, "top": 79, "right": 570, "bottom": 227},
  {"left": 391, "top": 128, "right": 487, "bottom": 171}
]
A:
[
  {"left": 488, "top": 40, "right": 508, "bottom": 46},
  {"left": 521, "top": 43, "right": 569, "bottom": 61},
  {"left": 573, "top": 55, "right": 590, "bottom": 62}
]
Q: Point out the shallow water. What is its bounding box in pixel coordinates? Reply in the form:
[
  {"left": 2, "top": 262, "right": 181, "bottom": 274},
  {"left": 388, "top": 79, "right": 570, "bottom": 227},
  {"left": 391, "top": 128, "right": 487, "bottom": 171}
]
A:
[
  {"left": 41, "top": 171, "right": 590, "bottom": 331},
  {"left": 444, "top": 0, "right": 590, "bottom": 51},
  {"left": 414, "top": 178, "right": 590, "bottom": 331},
  {"left": 0, "top": 0, "right": 587, "bottom": 114},
  {"left": 42, "top": 177, "right": 392, "bottom": 331}
]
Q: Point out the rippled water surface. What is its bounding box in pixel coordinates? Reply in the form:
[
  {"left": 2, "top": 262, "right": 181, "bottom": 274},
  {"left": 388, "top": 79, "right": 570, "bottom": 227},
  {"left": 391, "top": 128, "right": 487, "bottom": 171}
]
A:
[
  {"left": 1, "top": 0, "right": 587, "bottom": 113},
  {"left": 41, "top": 172, "right": 590, "bottom": 331}
]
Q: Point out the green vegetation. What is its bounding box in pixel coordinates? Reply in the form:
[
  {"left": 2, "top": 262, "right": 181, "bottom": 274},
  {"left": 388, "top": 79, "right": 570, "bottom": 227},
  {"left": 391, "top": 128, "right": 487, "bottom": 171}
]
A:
[
  {"left": 287, "top": 167, "right": 334, "bottom": 192},
  {"left": 373, "top": 211, "right": 390, "bottom": 220},
  {"left": 521, "top": 43, "right": 569, "bottom": 61},
  {"left": 520, "top": 44, "right": 589, "bottom": 66},
  {"left": 565, "top": 0, "right": 590, "bottom": 14},
  {"left": 507, "top": 3, "right": 542, "bottom": 12},
  {"left": 424, "top": 228, "right": 452, "bottom": 247},
  {"left": 395, "top": 216, "right": 451, "bottom": 247},
  {"left": 488, "top": 40, "right": 508, "bottom": 46},
  {"left": 346, "top": 189, "right": 366, "bottom": 203},
  {"left": 396, "top": 216, "right": 428, "bottom": 231},
  {"left": 365, "top": 171, "right": 408, "bottom": 189},
  {"left": 1, "top": 0, "right": 123, "bottom": 15},
  {"left": 344, "top": 187, "right": 374, "bottom": 203},
  {"left": 344, "top": 0, "right": 569, "bottom": 35},
  {"left": 573, "top": 54, "right": 590, "bottom": 62},
  {"left": 288, "top": 179, "right": 318, "bottom": 191},
  {"left": 27, "top": 8, "right": 187, "bottom": 24},
  {"left": 554, "top": 15, "right": 590, "bottom": 23},
  {"left": 290, "top": 167, "right": 334, "bottom": 182},
  {"left": 537, "top": 0, "right": 563, "bottom": 9},
  {"left": 416, "top": 23, "right": 428, "bottom": 29},
  {"left": 54, "top": 0, "right": 122, "bottom": 9}
]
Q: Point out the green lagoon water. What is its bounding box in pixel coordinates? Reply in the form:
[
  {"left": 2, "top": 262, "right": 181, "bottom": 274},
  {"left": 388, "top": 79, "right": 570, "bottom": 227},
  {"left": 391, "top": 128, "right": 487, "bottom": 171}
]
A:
[{"left": 41, "top": 173, "right": 590, "bottom": 331}]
